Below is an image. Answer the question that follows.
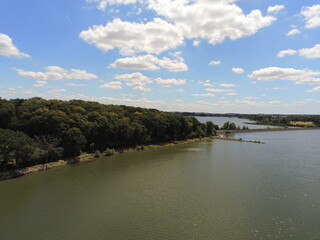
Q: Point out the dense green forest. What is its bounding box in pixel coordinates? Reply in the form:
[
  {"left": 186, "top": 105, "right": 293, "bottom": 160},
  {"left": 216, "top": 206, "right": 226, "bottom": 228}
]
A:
[{"left": 0, "top": 98, "right": 216, "bottom": 171}]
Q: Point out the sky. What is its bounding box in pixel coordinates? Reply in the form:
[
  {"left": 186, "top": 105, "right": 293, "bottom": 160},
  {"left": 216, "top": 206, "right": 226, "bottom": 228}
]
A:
[{"left": 0, "top": 0, "right": 320, "bottom": 114}]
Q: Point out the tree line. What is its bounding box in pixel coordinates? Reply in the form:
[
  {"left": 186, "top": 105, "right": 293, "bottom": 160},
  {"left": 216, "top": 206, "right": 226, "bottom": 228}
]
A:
[
  {"left": 238, "top": 114, "right": 320, "bottom": 127},
  {"left": 0, "top": 98, "right": 216, "bottom": 171}
]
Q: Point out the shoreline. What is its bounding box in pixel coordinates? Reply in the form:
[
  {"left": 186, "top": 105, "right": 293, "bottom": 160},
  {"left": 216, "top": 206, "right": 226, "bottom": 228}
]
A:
[
  {"left": 0, "top": 136, "right": 215, "bottom": 181},
  {"left": 216, "top": 127, "right": 320, "bottom": 134},
  {"left": 1, "top": 127, "right": 319, "bottom": 181}
]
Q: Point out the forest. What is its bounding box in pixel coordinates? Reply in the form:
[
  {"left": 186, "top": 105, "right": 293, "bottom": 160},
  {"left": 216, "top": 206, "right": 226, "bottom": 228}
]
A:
[{"left": 0, "top": 98, "right": 216, "bottom": 171}]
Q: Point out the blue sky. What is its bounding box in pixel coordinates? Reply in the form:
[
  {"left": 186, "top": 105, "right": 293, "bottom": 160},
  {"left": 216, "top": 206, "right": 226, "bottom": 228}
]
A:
[{"left": 0, "top": 0, "right": 320, "bottom": 114}]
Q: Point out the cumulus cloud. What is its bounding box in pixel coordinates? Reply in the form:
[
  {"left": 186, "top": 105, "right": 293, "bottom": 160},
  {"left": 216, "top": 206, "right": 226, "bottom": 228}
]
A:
[
  {"left": 305, "top": 86, "right": 320, "bottom": 93},
  {"left": 199, "top": 80, "right": 214, "bottom": 87},
  {"left": 80, "top": 18, "right": 184, "bottom": 55},
  {"left": 193, "top": 40, "right": 200, "bottom": 47},
  {"left": 15, "top": 66, "right": 98, "bottom": 80},
  {"left": 99, "top": 81, "right": 122, "bottom": 89},
  {"left": 0, "top": 33, "right": 30, "bottom": 58},
  {"left": 209, "top": 60, "right": 221, "bottom": 65},
  {"left": 33, "top": 80, "right": 48, "bottom": 88},
  {"left": 66, "top": 83, "right": 87, "bottom": 87},
  {"left": 277, "top": 49, "right": 297, "bottom": 58},
  {"left": 177, "top": 89, "right": 184, "bottom": 92},
  {"left": 132, "top": 86, "right": 151, "bottom": 92},
  {"left": 86, "top": 0, "right": 136, "bottom": 11},
  {"left": 301, "top": 4, "right": 320, "bottom": 29},
  {"left": 205, "top": 88, "right": 235, "bottom": 93},
  {"left": 267, "top": 5, "right": 285, "bottom": 14},
  {"left": 298, "top": 44, "right": 320, "bottom": 59},
  {"left": 220, "top": 83, "right": 235, "bottom": 87},
  {"left": 192, "top": 93, "right": 214, "bottom": 97},
  {"left": 266, "top": 87, "right": 288, "bottom": 91},
  {"left": 147, "top": 0, "right": 276, "bottom": 45},
  {"left": 81, "top": 0, "right": 275, "bottom": 55},
  {"left": 277, "top": 44, "right": 320, "bottom": 59},
  {"left": 248, "top": 67, "right": 320, "bottom": 85},
  {"left": 287, "top": 29, "right": 301, "bottom": 36},
  {"left": 154, "top": 77, "right": 186, "bottom": 88},
  {"left": 114, "top": 72, "right": 152, "bottom": 91},
  {"left": 109, "top": 53, "right": 188, "bottom": 72},
  {"left": 232, "top": 67, "right": 244, "bottom": 74}
]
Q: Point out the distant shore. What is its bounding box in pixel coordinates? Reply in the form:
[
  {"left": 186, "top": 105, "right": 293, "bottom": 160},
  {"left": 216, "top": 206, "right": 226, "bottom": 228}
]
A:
[{"left": 216, "top": 127, "right": 320, "bottom": 135}]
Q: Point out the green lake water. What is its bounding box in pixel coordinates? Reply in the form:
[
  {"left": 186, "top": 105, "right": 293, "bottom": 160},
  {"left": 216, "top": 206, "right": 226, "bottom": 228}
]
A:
[{"left": 1, "top": 130, "right": 319, "bottom": 240}]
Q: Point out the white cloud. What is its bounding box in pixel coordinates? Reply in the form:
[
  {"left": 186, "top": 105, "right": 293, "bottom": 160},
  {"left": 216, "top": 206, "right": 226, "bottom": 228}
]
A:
[
  {"left": 0, "top": 33, "right": 30, "bottom": 58},
  {"left": 267, "top": 5, "right": 285, "bottom": 14},
  {"left": 287, "top": 29, "right": 301, "bottom": 36},
  {"left": 66, "top": 83, "right": 87, "bottom": 87},
  {"left": 232, "top": 67, "right": 244, "bottom": 74},
  {"left": 114, "top": 72, "right": 152, "bottom": 91},
  {"left": 205, "top": 88, "right": 235, "bottom": 93},
  {"left": 154, "top": 77, "right": 186, "bottom": 88},
  {"left": 277, "top": 44, "right": 320, "bottom": 59},
  {"left": 133, "top": 86, "right": 151, "bottom": 92},
  {"left": 199, "top": 80, "right": 214, "bottom": 87},
  {"left": 80, "top": 18, "right": 184, "bottom": 55},
  {"left": 209, "top": 60, "right": 221, "bottom": 65},
  {"left": 86, "top": 0, "right": 136, "bottom": 11},
  {"left": 192, "top": 93, "right": 214, "bottom": 97},
  {"left": 177, "top": 89, "right": 184, "bottom": 92},
  {"left": 305, "top": 86, "right": 320, "bottom": 92},
  {"left": 33, "top": 80, "right": 48, "bottom": 88},
  {"left": 15, "top": 66, "right": 98, "bottom": 80},
  {"left": 219, "top": 83, "right": 235, "bottom": 87},
  {"left": 266, "top": 87, "right": 287, "bottom": 91},
  {"left": 277, "top": 49, "right": 297, "bottom": 58},
  {"left": 298, "top": 44, "right": 320, "bottom": 59},
  {"left": 147, "top": 0, "right": 276, "bottom": 45},
  {"left": 47, "top": 88, "right": 66, "bottom": 95},
  {"left": 228, "top": 92, "right": 237, "bottom": 96},
  {"left": 81, "top": 1, "right": 275, "bottom": 55},
  {"left": 110, "top": 53, "right": 188, "bottom": 72},
  {"left": 193, "top": 40, "right": 200, "bottom": 47},
  {"left": 301, "top": 4, "right": 320, "bottom": 29},
  {"left": 136, "top": 7, "right": 142, "bottom": 15},
  {"left": 248, "top": 67, "right": 320, "bottom": 85},
  {"left": 99, "top": 81, "right": 122, "bottom": 89},
  {"left": 198, "top": 100, "right": 212, "bottom": 105}
]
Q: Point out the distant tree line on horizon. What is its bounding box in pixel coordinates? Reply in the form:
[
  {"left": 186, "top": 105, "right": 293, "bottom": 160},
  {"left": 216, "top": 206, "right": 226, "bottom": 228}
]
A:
[
  {"left": 178, "top": 112, "right": 320, "bottom": 127},
  {"left": 0, "top": 98, "right": 217, "bottom": 171}
]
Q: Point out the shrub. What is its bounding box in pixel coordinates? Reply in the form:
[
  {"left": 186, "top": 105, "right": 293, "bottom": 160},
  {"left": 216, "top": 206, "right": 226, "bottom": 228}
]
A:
[
  {"left": 105, "top": 148, "right": 115, "bottom": 156},
  {"left": 94, "top": 150, "right": 101, "bottom": 158}
]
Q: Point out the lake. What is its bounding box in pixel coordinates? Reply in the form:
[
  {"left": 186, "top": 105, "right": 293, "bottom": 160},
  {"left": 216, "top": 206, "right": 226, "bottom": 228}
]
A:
[
  {"left": 196, "top": 116, "right": 282, "bottom": 129},
  {"left": 1, "top": 130, "right": 319, "bottom": 240}
]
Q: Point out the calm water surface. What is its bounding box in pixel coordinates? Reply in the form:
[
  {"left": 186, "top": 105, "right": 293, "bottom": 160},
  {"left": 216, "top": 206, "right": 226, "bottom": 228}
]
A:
[
  {"left": 1, "top": 130, "right": 319, "bottom": 240},
  {"left": 196, "top": 116, "right": 281, "bottom": 129}
]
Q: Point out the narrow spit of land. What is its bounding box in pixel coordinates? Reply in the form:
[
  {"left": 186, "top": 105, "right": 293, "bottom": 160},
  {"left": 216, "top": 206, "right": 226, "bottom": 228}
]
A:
[{"left": 216, "top": 127, "right": 320, "bottom": 134}]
